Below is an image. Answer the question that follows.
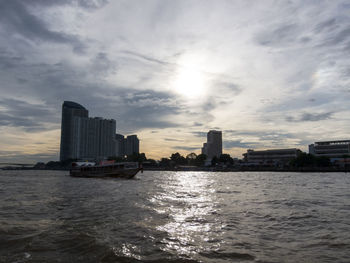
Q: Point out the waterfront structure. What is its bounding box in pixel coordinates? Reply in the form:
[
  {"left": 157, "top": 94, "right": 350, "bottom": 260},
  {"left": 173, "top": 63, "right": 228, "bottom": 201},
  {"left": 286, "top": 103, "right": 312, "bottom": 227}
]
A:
[
  {"left": 115, "top": 134, "right": 126, "bottom": 157},
  {"left": 309, "top": 140, "right": 350, "bottom": 159},
  {"left": 71, "top": 117, "right": 116, "bottom": 160},
  {"left": 243, "top": 148, "right": 302, "bottom": 166},
  {"left": 126, "top": 135, "right": 139, "bottom": 156},
  {"left": 60, "top": 101, "right": 117, "bottom": 161},
  {"left": 60, "top": 101, "right": 88, "bottom": 161},
  {"left": 201, "top": 130, "right": 222, "bottom": 160}
]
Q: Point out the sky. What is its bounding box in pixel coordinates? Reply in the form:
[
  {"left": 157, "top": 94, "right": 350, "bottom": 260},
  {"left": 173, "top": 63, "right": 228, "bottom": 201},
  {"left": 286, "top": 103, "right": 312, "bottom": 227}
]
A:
[{"left": 0, "top": 0, "right": 349, "bottom": 163}]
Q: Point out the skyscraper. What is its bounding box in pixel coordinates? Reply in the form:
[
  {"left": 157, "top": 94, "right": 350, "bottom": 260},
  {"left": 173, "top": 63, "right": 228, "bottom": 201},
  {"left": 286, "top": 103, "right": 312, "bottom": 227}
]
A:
[
  {"left": 115, "top": 134, "right": 126, "bottom": 157},
  {"left": 201, "top": 130, "right": 222, "bottom": 160},
  {"left": 60, "top": 101, "right": 117, "bottom": 161},
  {"left": 60, "top": 101, "right": 88, "bottom": 161},
  {"left": 126, "top": 135, "right": 139, "bottom": 156}
]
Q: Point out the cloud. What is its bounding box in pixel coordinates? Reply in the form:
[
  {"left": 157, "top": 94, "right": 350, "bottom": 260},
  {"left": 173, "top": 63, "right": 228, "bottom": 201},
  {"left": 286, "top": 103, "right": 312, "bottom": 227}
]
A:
[
  {"left": 164, "top": 138, "right": 184, "bottom": 142},
  {"left": 0, "top": 151, "right": 58, "bottom": 164},
  {"left": 0, "top": 98, "right": 59, "bottom": 131},
  {"left": 256, "top": 23, "right": 299, "bottom": 46},
  {"left": 286, "top": 112, "right": 333, "bottom": 122},
  {"left": 0, "top": 0, "right": 85, "bottom": 52},
  {"left": 174, "top": 146, "right": 199, "bottom": 151},
  {"left": 192, "top": 132, "right": 207, "bottom": 138},
  {"left": 193, "top": 122, "right": 203, "bottom": 127},
  {"left": 1, "top": 0, "right": 350, "bottom": 162},
  {"left": 223, "top": 140, "right": 258, "bottom": 149},
  {"left": 120, "top": 50, "right": 170, "bottom": 66}
]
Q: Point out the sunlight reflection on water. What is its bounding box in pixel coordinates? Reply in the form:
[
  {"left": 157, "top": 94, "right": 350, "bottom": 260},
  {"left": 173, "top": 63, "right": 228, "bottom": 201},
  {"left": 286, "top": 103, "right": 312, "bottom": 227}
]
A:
[{"left": 151, "top": 172, "right": 223, "bottom": 256}]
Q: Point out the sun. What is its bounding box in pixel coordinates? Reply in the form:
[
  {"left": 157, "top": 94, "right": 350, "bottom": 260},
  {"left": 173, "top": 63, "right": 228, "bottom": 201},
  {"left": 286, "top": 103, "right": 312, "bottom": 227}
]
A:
[{"left": 172, "top": 56, "right": 207, "bottom": 99}]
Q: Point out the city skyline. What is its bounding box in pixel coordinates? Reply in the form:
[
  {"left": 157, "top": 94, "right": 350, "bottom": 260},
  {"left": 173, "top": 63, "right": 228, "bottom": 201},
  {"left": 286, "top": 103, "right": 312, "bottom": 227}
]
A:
[{"left": 0, "top": 1, "right": 350, "bottom": 163}]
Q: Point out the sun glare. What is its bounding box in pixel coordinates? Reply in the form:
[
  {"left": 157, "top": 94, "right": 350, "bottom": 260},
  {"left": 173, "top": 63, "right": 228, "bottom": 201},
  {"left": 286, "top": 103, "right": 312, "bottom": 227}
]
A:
[{"left": 172, "top": 56, "right": 207, "bottom": 99}]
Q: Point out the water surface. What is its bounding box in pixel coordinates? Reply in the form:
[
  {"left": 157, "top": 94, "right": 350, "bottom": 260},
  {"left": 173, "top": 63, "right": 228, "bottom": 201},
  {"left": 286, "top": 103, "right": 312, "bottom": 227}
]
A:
[{"left": 0, "top": 170, "right": 349, "bottom": 262}]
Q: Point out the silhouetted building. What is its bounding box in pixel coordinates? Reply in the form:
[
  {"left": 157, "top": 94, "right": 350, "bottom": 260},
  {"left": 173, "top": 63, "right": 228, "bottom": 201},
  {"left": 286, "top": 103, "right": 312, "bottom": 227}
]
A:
[
  {"left": 243, "top": 148, "right": 302, "bottom": 166},
  {"left": 60, "top": 101, "right": 116, "bottom": 161},
  {"left": 60, "top": 101, "right": 88, "bottom": 161},
  {"left": 72, "top": 117, "right": 116, "bottom": 160},
  {"left": 115, "top": 134, "right": 126, "bottom": 157},
  {"left": 309, "top": 140, "right": 350, "bottom": 157},
  {"left": 201, "top": 130, "right": 222, "bottom": 160},
  {"left": 126, "top": 135, "right": 139, "bottom": 156}
]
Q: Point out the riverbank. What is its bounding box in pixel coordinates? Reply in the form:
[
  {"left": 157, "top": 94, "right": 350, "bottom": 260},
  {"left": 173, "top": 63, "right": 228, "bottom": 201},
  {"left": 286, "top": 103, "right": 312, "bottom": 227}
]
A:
[{"left": 143, "top": 166, "right": 350, "bottom": 173}]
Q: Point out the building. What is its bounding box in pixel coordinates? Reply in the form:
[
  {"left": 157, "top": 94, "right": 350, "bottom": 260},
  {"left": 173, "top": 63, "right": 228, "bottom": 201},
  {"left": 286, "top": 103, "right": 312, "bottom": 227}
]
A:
[
  {"left": 71, "top": 117, "right": 116, "bottom": 160},
  {"left": 60, "top": 101, "right": 88, "bottom": 161},
  {"left": 243, "top": 148, "right": 302, "bottom": 166},
  {"left": 201, "top": 130, "right": 222, "bottom": 160},
  {"left": 309, "top": 140, "right": 350, "bottom": 159},
  {"left": 126, "top": 135, "right": 139, "bottom": 156},
  {"left": 115, "top": 134, "right": 126, "bottom": 157},
  {"left": 60, "top": 101, "right": 117, "bottom": 161}
]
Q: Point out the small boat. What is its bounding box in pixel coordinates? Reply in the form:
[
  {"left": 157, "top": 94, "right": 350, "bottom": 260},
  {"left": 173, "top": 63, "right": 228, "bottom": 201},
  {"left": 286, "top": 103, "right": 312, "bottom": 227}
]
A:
[{"left": 70, "top": 161, "right": 143, "bottom": 178}]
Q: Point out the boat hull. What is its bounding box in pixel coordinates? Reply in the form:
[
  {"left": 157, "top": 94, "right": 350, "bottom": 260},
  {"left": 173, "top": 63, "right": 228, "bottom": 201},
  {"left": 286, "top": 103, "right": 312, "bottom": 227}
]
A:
[{"left": 70, "top": 168, "right": 141, "bottom": 179}]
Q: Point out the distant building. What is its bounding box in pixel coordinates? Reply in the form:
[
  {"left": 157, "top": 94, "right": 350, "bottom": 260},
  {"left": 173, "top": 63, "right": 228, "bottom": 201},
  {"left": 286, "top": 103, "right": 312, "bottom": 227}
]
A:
[
  {"left": 72, "top": 117, "right": 116, "bottom": 160},
  {"left": 126, "top": 135, "right": 139, "bottom": 156},
  {"left": 60, "top": 101, "right": 116, "bottom": 161},
  {"left": 243, "top": 148, "right": 302, "bottom": 166},
  {"left": 115, "top": 134, "right": 126, "bottom": 157},
  {"left": 309, "top": 140, "right": 350, "bottom": 159},
  {"left": 201, "top": 130, "right": 222, "bottom": 160},
  {"left": 60, "top": 101, "right": 88, "bottom": 161}
]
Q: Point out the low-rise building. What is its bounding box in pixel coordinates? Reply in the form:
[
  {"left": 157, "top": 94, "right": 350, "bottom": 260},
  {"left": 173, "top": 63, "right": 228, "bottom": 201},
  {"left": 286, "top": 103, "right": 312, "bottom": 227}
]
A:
[
  {"left": 243, "top": 148, "right": 302, "bottom": 166},
  {"left": 309, "top": 140, "right": 350, "bottom": 158},
  {"left": 309, "top": 140, "right": 350, "bottom": 166}
]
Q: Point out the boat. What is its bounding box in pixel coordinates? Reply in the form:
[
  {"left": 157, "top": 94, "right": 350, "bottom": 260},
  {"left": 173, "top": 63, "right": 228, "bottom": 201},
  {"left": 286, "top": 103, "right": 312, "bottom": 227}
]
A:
[{"left": 70, "top": 161, "right": 143, "bottom": 178}]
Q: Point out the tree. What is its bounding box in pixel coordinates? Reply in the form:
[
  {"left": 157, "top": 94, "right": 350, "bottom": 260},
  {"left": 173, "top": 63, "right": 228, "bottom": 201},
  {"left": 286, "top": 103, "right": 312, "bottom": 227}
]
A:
[
  {"left": 146, "top": 159, "right": 158, "bottom": 166},
  {"left": 170, "top": 152, "right": 186, "bottom": 165},
  {"left": 290, "top": 153, "right": 331, "bottom": 167},
  {"left": 186, "top": 152, "right": 197, "bottom": 165},
  {"left": 315, "top": 156, "right": 331, "bottom": 167},
  {"left": 195, "top": 154, "right": 207, "bottom": 166},
  {"left": 127, "top": 153, "right": 147, "bottom": 162},
  {"left": 211, "top": 156, "right": 219, "bottom": 166},
  {"left": 219, "top": 154, "right": 233, "bottom": 165},
  {"left": 159, "top": 158, "right": 171, "bottom": 167}
]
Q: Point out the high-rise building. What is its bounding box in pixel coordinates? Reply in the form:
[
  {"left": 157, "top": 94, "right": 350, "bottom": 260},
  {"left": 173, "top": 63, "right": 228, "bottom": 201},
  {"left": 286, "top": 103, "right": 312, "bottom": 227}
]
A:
[
  {"left": 60, "top": 101, "right": 117, "bottom": 161},
  {"left": 126, "top": 135, "right": 139, "bottom": 156},
  {"left": 115, "top": 134, "right": 126, "bottom": 157},
  {"left": 60, "top": 101, "right": 88, "bottom": 161},
  {"left": 201, "top": 130, "right": 222, "bottom": 160}
]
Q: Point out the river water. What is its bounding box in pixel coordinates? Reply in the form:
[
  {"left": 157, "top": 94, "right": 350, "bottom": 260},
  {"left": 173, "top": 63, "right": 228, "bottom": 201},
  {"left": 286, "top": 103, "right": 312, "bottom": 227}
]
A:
[{"left": 0, "top": 170, "right": 349, "bottom": 263}]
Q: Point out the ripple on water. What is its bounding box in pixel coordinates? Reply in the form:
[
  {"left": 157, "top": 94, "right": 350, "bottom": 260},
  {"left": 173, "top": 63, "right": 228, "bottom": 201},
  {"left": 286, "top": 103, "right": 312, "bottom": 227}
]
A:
[{"left": 0, "top": 170, "right": 349, "bottom": 263}]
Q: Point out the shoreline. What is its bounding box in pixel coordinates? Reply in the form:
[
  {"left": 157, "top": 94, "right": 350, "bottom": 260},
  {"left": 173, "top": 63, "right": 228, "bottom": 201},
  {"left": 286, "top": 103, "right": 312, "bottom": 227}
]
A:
[{"left": 1, "top": 167, "right": 349, "bottom": 173}]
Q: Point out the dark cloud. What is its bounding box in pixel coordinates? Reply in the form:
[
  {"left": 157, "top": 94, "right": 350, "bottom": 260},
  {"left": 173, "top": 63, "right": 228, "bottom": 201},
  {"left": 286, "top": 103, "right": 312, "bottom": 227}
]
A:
[
  {"left": 0, "top": 151, "right": 58, "bottom": 163},
  {"left": 174, "top": 146, "right": 199, "bottom": 151},
  {"left": 314, "top": 18, "right": 337, "bottom": 33},
  {"left": 16, "top": 0, "right": 109, "bottom": 10},
  {"left": 256, "top": 23, "right": 298, "bottom": 46},
  {"left": 0, "top": 98, "right": 59, "bottom": 131},
  {"left": 286, "top": 112, "right": 333, "bottom": 122},
  {"left": 0, "top": 48, "right": 184, "bottom": 133},
  {"left": 164, "top": 138, "right": 184, "bottom": 142},
  {"left": 121, "top": 50, "right": 169, "bottom": 66},
  {"left": 223, "top": 129, "right": 306, "bottom": 149},
  {"left": 193, "top": 122, "right": 203, "bottom": 127},
  {"left": 224, "top": 140, "right": 258, "bottom": 149},
  {"left": 192, "top": 131, "right": 207, "bottom": 138},
  {"left": 0, "top": 0, "right": 85, "bottom": 52}
]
